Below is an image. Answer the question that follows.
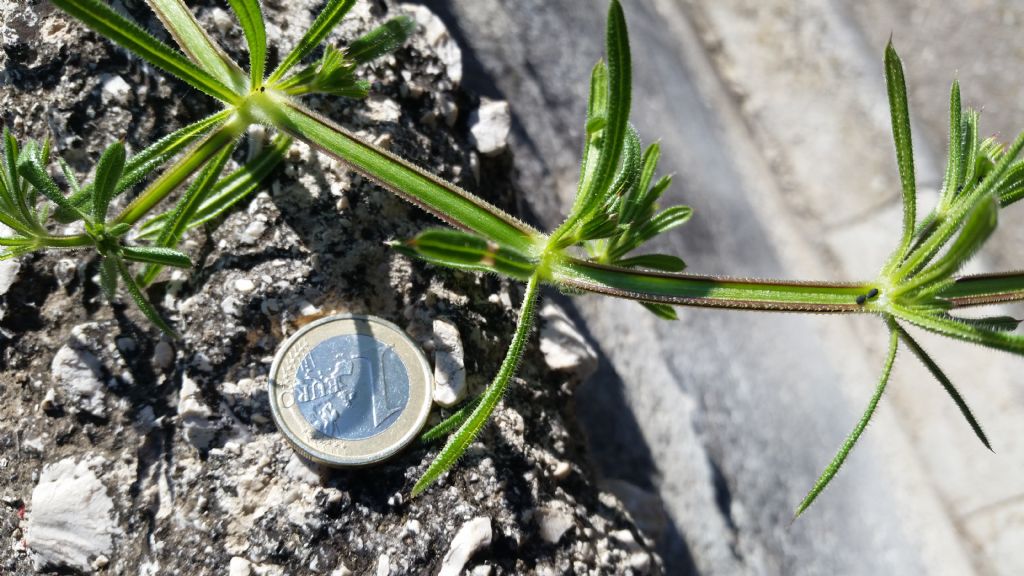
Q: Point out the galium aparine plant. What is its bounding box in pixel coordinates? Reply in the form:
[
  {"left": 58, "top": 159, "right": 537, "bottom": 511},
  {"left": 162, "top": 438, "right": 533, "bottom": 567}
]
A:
[{"left": 4, "top": 0, "right": 1024, "bottom": 516}]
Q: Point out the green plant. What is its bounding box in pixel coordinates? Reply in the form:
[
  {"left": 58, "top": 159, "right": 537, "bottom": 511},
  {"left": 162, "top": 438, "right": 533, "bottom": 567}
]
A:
[{"left": 4, "top": 0, "right": 1024, "bottom": 516}]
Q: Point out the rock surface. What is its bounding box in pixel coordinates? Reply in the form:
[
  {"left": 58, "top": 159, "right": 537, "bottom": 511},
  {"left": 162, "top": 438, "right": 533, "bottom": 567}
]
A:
[
  {"left": 431, "top": 318, "right": 467, "bottom": 406},
  {"left": 26, "top": 457, "right": 118, "bottom": 573},
  {"left": 439, "top": 516, "right": 492, "bottom": 576}
]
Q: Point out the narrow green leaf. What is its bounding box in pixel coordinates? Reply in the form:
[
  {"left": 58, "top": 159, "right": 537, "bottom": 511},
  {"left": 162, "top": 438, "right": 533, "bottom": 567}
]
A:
[
  {"left": 99, "top": 256, "right": 119, "bottom": 300},
  {"left": 898, "top": 130, "right": 1024, "bottom": 282},
  {"left": 954, "top": 315, "right": 1021, "bottom": 332},
  {"left": 18, "top": 159, "right": 87, "bottom": 221},
  {"left": 641, "top": 302, "right": 677, "bottom": 320},
  {"left": 997, "top": 160, "right": 1024, "bottom": 207},
  {"left": 122, "top": 245, "right": 192, "bottom": 268},
  {"left": 586, "top": 0, "right": 631, "bottom": 215},
  {"left": 883, "top": 41, "right": 916, "bottom": 269},
  {"left": 632, "top": 205, "right": 693, "bottom": 244},
  {"left": 893, "top": 305, "right": 1024, "bottom": 355},
  {"left": 939, "top": 80, "right": 962, "bottom": 209},
  {"left": 602, "top": 124, "right": 642, "bottom": 208},
  {"left": 616, "top": 253, "right": 686, "bottom": 272},
  {"left": 115, "top": 256, "right": 178, "bottom": 337},
  {"left": 420, "top": 395, "right": 482, "bottom": 444},
  {"left": 959, "top": 110, "right": 980, "bottom": 194},
  {"left": 412, "top": 274, "right": 541, "bottom": 497},
  {"left": 795, "top": 325, "right": 898, "bottom": 517},
  {"left": 268, "top": 0, "right": 358, "bottom": 83},
  {"left": 141, "top": 134, "right": 292, "bottom": 238},
  {"left": 570, "top": 60, "right": 609, "bottom": 217},
  {"left": 398, "top": 229, "right": 537, "bottom": 281},
  {"left": 900, "top": 195, "right": 997, "bottom": 297},
  {"left": 346, "top": 16, "right": 415, "bottom": 65},
  {"left": 92, "top": 141, "right": 126, "bottom": 222},
  {"left": 146, "top": 0, "right": 247, "bottom": 92},
  {"left": 139, "top": 141, "right": 234, "bottom": 285},
  {"left": 226, "top": 0, "right": 266, "bottom": 87},
  {"left": 51, "top": 0, "right": 240, "bottom": 104},
  {"left": 893, "top": 323, "right": 991, "bottom": 450},
  {"left": 58, "top": 110, "right": 233, "bottom": 222},
  {"left": 576, "top": 215, "right": 620, "bottom": 242},
  {"left": 115, "top": 119, "right": 245, "bottom": 227},
  {"left": 620, "top": 142, "right": 660, "bottom": 223}
]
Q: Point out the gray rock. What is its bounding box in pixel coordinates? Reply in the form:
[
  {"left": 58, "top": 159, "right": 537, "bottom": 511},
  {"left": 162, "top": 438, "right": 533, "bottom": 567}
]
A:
[
  {"left": 0, "top": 258, "right": 19, "bottom": 320},
  {"left": 400, "top": 4, "right": 463, "bottom": 84},
  {"left": 538, "top": 303, "right": 598, "bottom": 379},
  {"left": 178, "top": 374, "right": 216, "bottom": 450},
  {"left": 469, "top": 98, "right": 511, "bottom": 157},
  {"left": 0, "top": 259, "right": 18, "bottom": 295},
  {"left": 26, "top": 457, "right": 119, "bottom": 573},
  {"left": 50, "top": 341, "right": 106, "bottom": 418},
  {"left": 100, "top": 74, "right": 131, "bottom": 106},
  {"left": 432, "top": 318, "right": 467, "bottom": 407},
  {"left": 439, "top": 516, "right": 492, "bottom": 576},
  {"left": 229, "top": 557, "right": 253, "bottom": 576},
  {"left": 153, "top": 340, "right": 175, "bottom": 370},
  {"left": 535, "top": 505, "right": 576, "bottom": 544}
]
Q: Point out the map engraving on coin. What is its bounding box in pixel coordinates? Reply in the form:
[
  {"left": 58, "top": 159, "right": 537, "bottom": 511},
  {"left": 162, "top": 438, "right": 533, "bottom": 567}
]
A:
[
  {"left": 269, "top": 315, "right": 432, "bottom": 466},
  {"left": 293, "top": 335, "right": 408, "bottom": 440}
]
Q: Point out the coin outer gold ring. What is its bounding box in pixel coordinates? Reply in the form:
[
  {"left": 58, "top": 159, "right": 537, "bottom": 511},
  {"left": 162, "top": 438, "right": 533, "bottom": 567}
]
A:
[{"left": 268, "top": 314, "right": 433, "bottom": 466}]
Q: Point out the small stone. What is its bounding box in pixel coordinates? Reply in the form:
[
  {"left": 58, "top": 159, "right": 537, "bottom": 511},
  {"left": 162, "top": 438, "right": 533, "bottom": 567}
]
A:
[
  {"left": 535, "top": 506, "right": 575, "bottom": 544},
  {"left": 54, "top": 259, "right": 76, "bottom": 287},
  {"left": 153, "top": 341, "right": 174, "bottom": 370},
  {"left": 0, "top": 259, "right": 19, "bottom": 296},
  {"left": 50, "top": 342, "right": 106, "bottom": 417},
  {"left": 100, "top": 74, "right": 131, "bottom": 105},
  {"left": 375, "top": 554, "right": 390, "bottom": 576},
  {"left": 628, "top": 552, "right": 652, "bottom": 573},
  {"left": 331, "top": 565, "right": 354, "bottom": 576},
  {"left": 469, "top": 99, "right": 511, "bottom": 157},
  {"left": 470, "top": 566, "right": 493, "bottom": 576},
  {"left": 221, "top": 296, "right": 243, "bottom": 317},
  {"left": 363, "top": 95, "right": 402, "bottom": 123},
  {"left": 240, "top": 220, "right": 267, "bottom": 244},
  {"left": 431, "top": 319, "right": 466, "bottom": 407},
  {"left": 39, "top": 389, "right": 58, "bottom": 412},
  {"left": 602, "top": 479, "right": 669, "bottom": 542},
  {"left": 210, "top": 7, "right": 233, "bottom": 34},
  {"left": 539, "top": 303, "right": 598, "bottom": 378},
  {"left": 551, "top": 460, "right": 571, "bottom": 480},
  {"left": 401, "top": 4, "right": 462, "bottom": 84},
  {"left": 26, "top": 457, "right": 119, "bottom": 573},
  {"left": 179, "top": 374, "right": 216, "bottom": 450},
  {"left": 610, "top": 529, "right": 642, "bottom": 552},
  {"left": 234, "top": 278, "right": 256, "bottom": 293},
  {"left": 229, "top": 557, "right": 253, "bottom": 576},
  {"left": 439, "top": 516, "right": 492, "bottom": 576},
  {"left": 91, "top": 555, "right": 110, "bottom": 571}
]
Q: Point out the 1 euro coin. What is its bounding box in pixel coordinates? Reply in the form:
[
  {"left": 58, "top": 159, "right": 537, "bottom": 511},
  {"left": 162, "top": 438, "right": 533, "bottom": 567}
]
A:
[{"left": 268, "top": 314, "right": 433, "bottom": 466}]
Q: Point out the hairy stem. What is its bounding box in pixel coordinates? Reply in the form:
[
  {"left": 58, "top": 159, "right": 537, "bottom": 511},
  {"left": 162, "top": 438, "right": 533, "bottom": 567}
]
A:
[
  {"left": 114, "top": 117, "right": 244, "bottom": 226},
  {"left": 412, "top": 273, "right": 542, "bottom": 496}
]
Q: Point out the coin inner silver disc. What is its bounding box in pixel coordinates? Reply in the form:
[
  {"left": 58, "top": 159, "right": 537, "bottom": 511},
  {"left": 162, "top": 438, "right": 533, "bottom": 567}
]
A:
[{"left": 293, "top": 334, "right": 410, "bottom": 441}]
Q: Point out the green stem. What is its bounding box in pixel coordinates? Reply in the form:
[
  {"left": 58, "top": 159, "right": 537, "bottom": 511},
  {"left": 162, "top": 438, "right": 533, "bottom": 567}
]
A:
[
  {"left": 114, "top": 117, "right": 244, "bottom": 226},
  {"left": 264, "top": 96, "right": 543, "bottom": 256},
  {"left": 937, "top": 271, "right": 1024, "bottom": 307},
  {"left": 553, "top": 257, "right": 870, "bottom": 312},
  {"left": 412, "top": 273, "right": 542, "bottom": 496}
]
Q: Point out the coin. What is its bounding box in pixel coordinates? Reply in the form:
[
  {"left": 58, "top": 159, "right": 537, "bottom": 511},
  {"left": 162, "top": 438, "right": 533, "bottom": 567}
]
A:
[{"left": 269, "top": 314, "right": 433, "bottom": 466}]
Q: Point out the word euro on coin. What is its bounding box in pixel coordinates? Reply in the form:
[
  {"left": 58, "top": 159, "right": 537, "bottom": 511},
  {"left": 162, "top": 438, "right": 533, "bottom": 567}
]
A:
[{"left": 269, "top": 314, "right": 433, "bottom": 466}]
